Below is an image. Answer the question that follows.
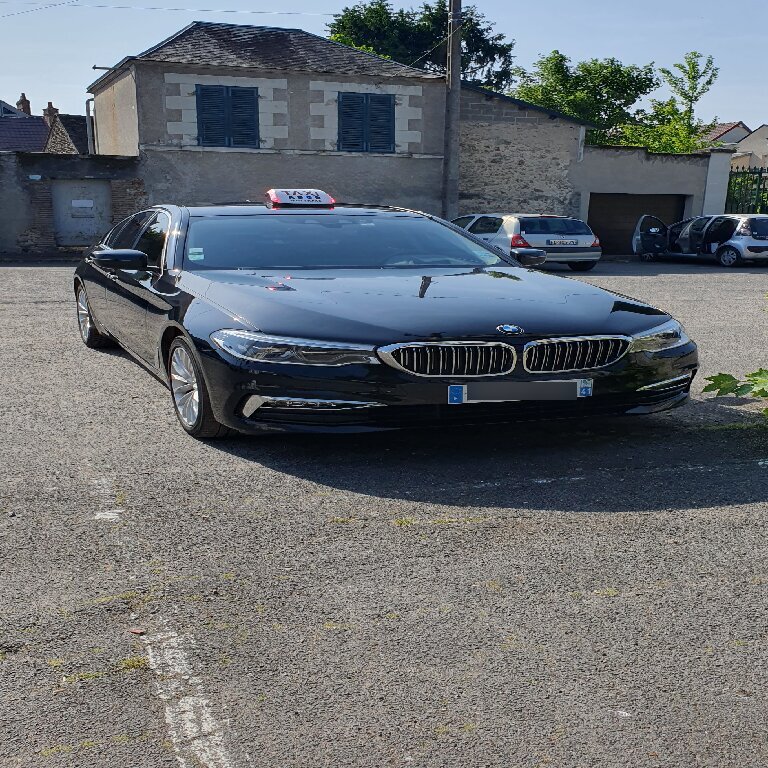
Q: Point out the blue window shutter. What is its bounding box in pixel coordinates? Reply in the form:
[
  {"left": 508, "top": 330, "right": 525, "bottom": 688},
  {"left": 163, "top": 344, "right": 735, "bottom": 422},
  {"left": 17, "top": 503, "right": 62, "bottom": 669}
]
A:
[
  {"left": 367, "top": 94, "right": 395, "bottom": 153},
  {"left": 196, "top": 85, "right": 227, "bottom": 147},
  {"left": 338, "top": 92, "right": 366, "bottom": 152},
  {"left": 229, "top": 86, "right": 260, "bottom": 147}
]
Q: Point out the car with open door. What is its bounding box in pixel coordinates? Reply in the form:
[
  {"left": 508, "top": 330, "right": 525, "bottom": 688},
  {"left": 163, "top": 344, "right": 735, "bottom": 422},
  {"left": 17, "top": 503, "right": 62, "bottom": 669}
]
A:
[
  {"left": 451, "top": 213, "right": 602, "bottom": 271},
  {"left": 74, "top": 189, "right": 697, "bottom": 439},
  {"left": 633, "top": 213, "right": 768, "bottom": 266}
]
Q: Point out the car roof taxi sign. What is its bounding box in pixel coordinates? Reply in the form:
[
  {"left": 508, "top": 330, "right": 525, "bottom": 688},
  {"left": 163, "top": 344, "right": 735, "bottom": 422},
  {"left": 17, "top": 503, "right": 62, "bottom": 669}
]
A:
[{"left": 265, "top": 189, "right": 336, "bottom": 208}]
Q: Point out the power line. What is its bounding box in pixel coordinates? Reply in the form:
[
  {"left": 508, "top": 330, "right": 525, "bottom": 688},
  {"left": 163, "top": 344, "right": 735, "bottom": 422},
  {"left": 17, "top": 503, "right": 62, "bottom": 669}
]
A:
[{"left": 0, "top": 1, "right": 335, "bottom": 18}]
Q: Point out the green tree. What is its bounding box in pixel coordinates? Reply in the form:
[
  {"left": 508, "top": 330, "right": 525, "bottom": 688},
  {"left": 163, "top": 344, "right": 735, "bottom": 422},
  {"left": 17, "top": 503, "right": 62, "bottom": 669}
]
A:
[
  {"left": 511, "top": 50, "right": 659, "bottom": 142},
  {"left": 659, "top": 51, "right": 719, "bottom": 133},
  {"left": 612, "top": 97, "right": 717, "bottom": 154},
  {"left": 327, "top": 0, "right": 516, "bottom": 91},
  {"left": 607, "top": 52, "right": 719, "bottom": 153}
]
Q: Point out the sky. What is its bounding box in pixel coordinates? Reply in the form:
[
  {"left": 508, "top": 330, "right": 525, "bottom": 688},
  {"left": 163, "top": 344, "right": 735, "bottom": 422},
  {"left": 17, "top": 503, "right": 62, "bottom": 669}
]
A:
[{"left": 1, "top": 0, "right": 766, "bottom": 129}]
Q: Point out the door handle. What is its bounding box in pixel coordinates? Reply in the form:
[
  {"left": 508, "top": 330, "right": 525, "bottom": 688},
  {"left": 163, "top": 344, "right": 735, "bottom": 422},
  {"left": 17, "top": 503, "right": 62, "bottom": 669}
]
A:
[{"left": 108, "top": 273, "right": 119, "bottom": 281}]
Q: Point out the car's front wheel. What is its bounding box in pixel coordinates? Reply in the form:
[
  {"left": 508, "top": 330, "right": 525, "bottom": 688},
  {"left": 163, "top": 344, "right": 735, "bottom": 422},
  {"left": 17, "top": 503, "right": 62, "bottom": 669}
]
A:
[
  {"left": 168, "top": 337, "right": 231, "bottom": 439},
  {"left": 716, "top": 246, "right": 741, "bottom": 267},
  {"left": 76, "top": 284, "right": 113, "bottom": 349},
  {"left": 568, "top": 261, "right": 598, "bottom": 272}
]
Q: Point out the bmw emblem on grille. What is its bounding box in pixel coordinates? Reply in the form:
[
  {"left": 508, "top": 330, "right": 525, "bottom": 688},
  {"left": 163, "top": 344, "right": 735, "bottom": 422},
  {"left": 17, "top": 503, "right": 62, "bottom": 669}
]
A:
[{"left": 496, "top": 324, "right": 524, "bottom": 335}]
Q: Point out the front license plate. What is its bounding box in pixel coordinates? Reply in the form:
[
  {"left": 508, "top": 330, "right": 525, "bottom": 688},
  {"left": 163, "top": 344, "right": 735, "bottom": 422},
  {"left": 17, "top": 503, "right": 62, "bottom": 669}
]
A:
[
  {"left": 547, "top": 239, "right": 578, "bottom": 246},
  {"left": 448, "top": 380, "right": 593, "bottom": 404}
]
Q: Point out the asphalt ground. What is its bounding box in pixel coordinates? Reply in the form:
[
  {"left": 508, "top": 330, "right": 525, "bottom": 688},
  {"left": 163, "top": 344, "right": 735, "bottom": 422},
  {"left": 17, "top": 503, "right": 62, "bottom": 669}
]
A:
[{"left": 2, "top": 259, "right": 768, "bottom": 768}]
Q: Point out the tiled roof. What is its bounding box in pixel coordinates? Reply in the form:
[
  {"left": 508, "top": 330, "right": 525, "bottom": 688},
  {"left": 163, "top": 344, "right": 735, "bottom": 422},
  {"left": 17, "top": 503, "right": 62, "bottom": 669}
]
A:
[
  {"left": 58, "top": 114, "right": 89, "bottom": 154},
  {"left": 90, "top": 22, "right": 441, "bottom": 91},
  {"left": 0, "top": 116, "right": 48, "bottom": 151},
  {"left": 461, "top": 82, "right": 595, "bottom": 127},
  {"left": 705, "top": 121, "right": 750, "bottom": 142}
]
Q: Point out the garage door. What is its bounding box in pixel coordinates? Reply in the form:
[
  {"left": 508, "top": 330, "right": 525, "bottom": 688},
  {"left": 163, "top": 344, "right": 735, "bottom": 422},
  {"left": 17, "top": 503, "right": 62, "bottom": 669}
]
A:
[
  {"left": 51, "top": 179, "right": 112, "bottom": 247},
  {"left": 587, "top": 193, "right": 687, "bottom": 255}
]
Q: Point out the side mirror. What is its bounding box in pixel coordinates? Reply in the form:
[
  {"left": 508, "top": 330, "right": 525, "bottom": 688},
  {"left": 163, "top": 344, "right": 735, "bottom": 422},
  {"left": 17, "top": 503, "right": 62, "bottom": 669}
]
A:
[
  {"left": 92, "top": 249, "right": 148, "bottom": 270},
  {"left": 511, "top": 248, "right": 547, "bottom": 268}
]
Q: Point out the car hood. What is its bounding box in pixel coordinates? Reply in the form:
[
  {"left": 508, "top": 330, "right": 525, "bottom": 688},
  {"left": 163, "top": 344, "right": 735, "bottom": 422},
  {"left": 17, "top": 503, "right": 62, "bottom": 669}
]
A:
[{"left": 189, "top": 266, "right": 669, "bottom": 344}]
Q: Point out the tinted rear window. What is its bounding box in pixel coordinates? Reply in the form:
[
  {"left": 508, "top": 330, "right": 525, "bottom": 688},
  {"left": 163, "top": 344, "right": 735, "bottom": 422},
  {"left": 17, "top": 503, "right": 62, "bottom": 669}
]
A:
[
  {"left": 519, "top": 217, "right": 592, "bottom": 236},
  {"left": 184, "top": 214, "right": 509, "bottom": 270},
  {"left": 749, "top": 218, "right": 768, "bottom": 238}
]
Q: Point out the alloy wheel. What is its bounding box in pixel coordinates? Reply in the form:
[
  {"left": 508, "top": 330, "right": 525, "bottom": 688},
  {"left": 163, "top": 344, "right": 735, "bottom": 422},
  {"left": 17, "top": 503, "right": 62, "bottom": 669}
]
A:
[
  {"left": 77, "top": 288, "right": 91, "bottom": 341},
  {"left": 170, "top": 346, "right": 200, "bottom": 428},
  {"left": 719, "top": 247, "right": 739, "bottom": 267}
]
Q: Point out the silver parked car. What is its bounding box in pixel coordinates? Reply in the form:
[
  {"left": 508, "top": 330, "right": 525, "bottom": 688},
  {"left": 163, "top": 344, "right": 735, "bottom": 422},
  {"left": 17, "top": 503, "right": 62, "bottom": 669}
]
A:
[
  {"left": 633, "top": 213, "right": 768, "bottom": 266},
  {"left": 451, "top": 213, "right": 602, "bottom": 271}
]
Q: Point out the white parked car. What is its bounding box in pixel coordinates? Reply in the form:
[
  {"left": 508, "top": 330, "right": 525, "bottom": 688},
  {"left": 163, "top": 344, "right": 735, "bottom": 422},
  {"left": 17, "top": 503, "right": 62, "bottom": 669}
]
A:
[
  {"left": 451, "top": 213, "right": 602, "bottom": 272},
  {"left": 633, "top": 213, "right": 768, "bottom": 267}
]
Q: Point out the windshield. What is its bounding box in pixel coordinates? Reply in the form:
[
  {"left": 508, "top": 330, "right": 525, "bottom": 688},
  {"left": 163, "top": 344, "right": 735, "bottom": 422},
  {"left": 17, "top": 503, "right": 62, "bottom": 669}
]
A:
[
  {"left": 184, "top": 213, "right": 510, "bottom": 270},
  {"left": 519, "top": 217, "right": 593, "bottom": 236},
  {"left": 749, "top": 218, "right": 768, "bottom": 238}
]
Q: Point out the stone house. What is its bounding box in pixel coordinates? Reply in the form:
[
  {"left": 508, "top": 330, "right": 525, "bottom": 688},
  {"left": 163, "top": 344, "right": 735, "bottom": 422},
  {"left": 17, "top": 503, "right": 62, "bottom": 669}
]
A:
[{"left": 88, "top": 21, "right": 446, "bottom": 213}]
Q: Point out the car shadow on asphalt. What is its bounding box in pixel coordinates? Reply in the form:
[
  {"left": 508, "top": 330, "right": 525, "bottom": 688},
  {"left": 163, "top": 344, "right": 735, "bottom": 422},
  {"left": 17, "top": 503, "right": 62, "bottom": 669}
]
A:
[{"left": 207, "top": 399, "right": 768, "bottom": 514}]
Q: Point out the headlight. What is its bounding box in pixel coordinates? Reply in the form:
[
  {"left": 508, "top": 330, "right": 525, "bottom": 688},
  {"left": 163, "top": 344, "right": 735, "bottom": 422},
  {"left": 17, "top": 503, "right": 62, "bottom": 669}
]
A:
[
  {"left": 628, "top": 319, "right": 690, "bottom": 352},
  {"left": 210, "top": 329, "right": 379, "bottom": 366}
]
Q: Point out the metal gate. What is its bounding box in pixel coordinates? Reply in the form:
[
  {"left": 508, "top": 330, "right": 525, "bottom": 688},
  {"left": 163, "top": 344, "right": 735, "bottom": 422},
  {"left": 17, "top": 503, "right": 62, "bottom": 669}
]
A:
[
  {"left": 51, "top": 179, "right": 112, "bottom": 246},
  {"left": 725, "top": 167, "right": 768, "bottom": 214}
]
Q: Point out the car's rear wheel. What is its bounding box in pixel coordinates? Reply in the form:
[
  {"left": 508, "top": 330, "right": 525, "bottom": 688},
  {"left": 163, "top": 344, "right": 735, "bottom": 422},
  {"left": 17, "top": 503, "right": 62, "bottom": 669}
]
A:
[
  {"left": 640, "top": 252, "right": 656, "bottom": 262},
  {"left": 168, "top": 337, "right": 231, "bottom": 439},
  {"left": 716, "top": 246, "right": 741, "bottom": 267},
  {"left": 76, "top": 284, "right": 113, "bottom": 349},
  {"left": 568, "top": 261, "right": 597, "bottom": 272}
]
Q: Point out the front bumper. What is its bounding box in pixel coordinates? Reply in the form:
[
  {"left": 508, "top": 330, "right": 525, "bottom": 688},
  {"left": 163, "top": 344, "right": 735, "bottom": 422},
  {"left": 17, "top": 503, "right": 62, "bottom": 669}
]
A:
[{"left": 195, "top": 340, "right": 699, "bottom": 434}]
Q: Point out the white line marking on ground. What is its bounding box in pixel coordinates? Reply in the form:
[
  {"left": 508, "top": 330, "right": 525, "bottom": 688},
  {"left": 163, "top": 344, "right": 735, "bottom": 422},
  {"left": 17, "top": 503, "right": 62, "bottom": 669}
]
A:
[
  {"left": 89, "top": 478, "right": 124, "bottom": 521},
  {"left": 142, "top": 629, "right": 235, "bottom": 768}
]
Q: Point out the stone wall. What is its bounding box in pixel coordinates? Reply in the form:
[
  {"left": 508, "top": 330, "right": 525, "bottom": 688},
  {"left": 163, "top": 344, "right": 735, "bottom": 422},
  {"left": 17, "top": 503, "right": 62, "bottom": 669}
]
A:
[
  {"left": 0, "top": 153, "right": 142, "bottom": 254},
  {"left": 44, "top": 119, "right": 78, "bottom": 155},
  {"left": 458, "top": 89, "right": 584, "bottom": 216},
  {"left": 120, "top": 62, "right": 445, "bottom": 157},
  {"left": 138, "top": 146, "right": 443, "bottom": 213}
]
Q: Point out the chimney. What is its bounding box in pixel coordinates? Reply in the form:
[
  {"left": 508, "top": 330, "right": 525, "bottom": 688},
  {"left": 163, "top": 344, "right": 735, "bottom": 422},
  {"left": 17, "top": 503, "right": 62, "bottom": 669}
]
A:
[
  {"left": 42, "top": 101, "right": 59, "bottom": 125},
  {"left": 16, "top": 93, "right": 31, "bottom": 115}
]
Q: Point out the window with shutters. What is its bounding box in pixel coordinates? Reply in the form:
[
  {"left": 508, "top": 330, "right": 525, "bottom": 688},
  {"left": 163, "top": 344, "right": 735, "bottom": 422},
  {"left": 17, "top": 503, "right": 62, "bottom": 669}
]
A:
[
  {"left": 337, "top": 92, "right": 395, "bottom": 153},
  {"left": 195, "top": 85, "right": 260, "bottom": 148}
]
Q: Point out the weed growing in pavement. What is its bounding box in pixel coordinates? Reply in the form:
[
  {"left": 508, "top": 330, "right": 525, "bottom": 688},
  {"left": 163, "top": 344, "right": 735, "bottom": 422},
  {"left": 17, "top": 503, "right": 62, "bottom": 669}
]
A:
[
  {"left": 115, "top": 656, "right": 149, "bottom": 672},
  {"left": 592, "top": 587, "right": 621, "bottom": 597}
]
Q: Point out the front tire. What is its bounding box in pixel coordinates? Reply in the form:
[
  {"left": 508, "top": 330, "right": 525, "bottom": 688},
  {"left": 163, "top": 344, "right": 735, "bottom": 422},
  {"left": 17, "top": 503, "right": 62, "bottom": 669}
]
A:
[
  {"left": 76, "top": 284, "right": 113, "bottom": 349},
  {"left": 717, "top": 246, "right": 741, "bottom": 267},
  {"left": 568, "top": 261, "right": 598, "bottom": 272},
  {"left": 168, "top": 337, "right": 231, "bottom": 439}
]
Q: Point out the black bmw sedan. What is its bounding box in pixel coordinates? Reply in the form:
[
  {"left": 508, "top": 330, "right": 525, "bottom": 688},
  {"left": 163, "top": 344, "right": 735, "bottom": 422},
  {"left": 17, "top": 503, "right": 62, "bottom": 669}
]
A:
[{"left": 74, "top": 189, "right": 698, "bottom": 438}]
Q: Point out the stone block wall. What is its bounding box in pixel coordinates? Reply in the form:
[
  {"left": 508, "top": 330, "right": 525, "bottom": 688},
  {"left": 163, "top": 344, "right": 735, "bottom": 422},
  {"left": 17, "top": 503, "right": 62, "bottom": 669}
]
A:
[
  {"left": 459, "top": 90, "right": 583, "bottom": 216},
  {"left": 0, "top": 153, "right": 142, "bottom": 254}
]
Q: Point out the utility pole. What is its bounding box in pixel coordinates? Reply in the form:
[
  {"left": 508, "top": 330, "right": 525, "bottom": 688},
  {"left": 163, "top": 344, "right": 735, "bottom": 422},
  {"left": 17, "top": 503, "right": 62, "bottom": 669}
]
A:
[{"left": 441, "top": 0, "right": 462, "bottom": 219}]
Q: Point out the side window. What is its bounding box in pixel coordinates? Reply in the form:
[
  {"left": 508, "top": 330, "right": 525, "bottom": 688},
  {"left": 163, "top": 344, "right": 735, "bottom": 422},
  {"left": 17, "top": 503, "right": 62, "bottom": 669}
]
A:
[
  {"left": 338, "top": 93, "right": 395, "bottom": 153},
  {"left": 111, "top": 211, "right": 154, "bottom": 250},
  {"left": 104, "top": 217, "right": 132, "bottom": 247},
  {"left": 451, "top": 216, "right": 474, "bottom": 229},
  {"left": 468, "top": 216, "right": 503, "bottom": 235},
  {"left": 196, "top": 85, "right": 259, "bottom": 148},
  {"left": 135, "top": 212, "right": 171, "bottom": 270},
  {"left": 689, "top": 217, "right": 710, "bottom": 235}
]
